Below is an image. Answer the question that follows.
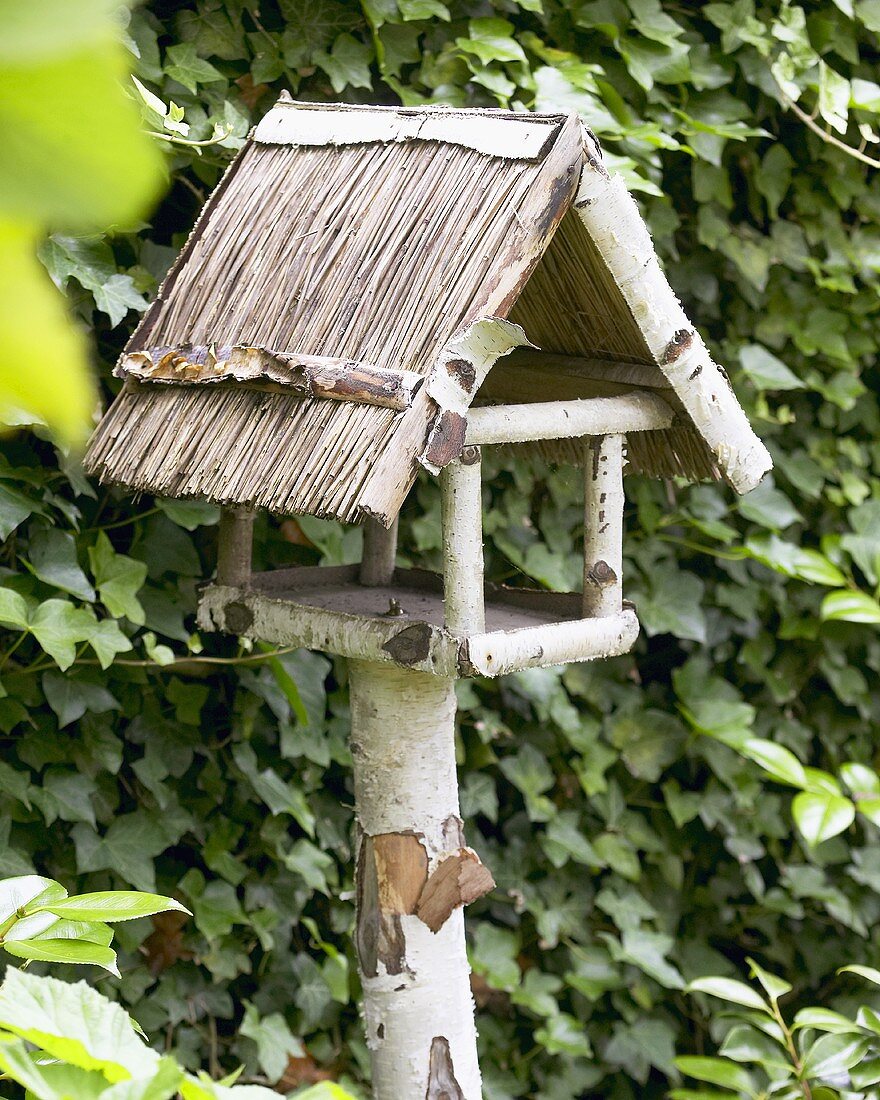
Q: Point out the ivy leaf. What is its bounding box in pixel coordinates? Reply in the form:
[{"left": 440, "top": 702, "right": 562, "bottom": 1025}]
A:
[
  {"left": 0, "top": 484, "right": 37, "bottom": 540},
  {"left": 91, "top": 273, "right": 150, "bottom": 328},
  {"left": 739, "top": 344, "right": 804, "bottom": 391},
  {"left": 28, "top": 528, "right": 95, "bottom": 601},
  {"left": 315, "top": 33, "right": 374, "bottom": 92},
  {"left": 85, "top": 617, "right": 134, "bottom": 669},
  {"left": 72, "top": 813, "right": 170, "bottom": 892},
  {"left": 457, "top": 17, "right": 527, "bottom": 64},
  {"left": 42, "top": 670, "right": 119, "bottom": 728},
  {"left": 38, "top": 234, "right": 116, "bottom": 294},
  {"left": 792, "top": 791, "right": 855, "bottom": 846},
  {"left": 29, "top": 599, "right": 96, "bottom": 670},
  {"left": 818, "top": 61, "right": 850, "bottom": 134},
  {"left": 240, "top": 1004, "right": 304, "bottom": 1083},
  {"left": 0, "top": 586, "right": 31, "bottom": 630},
  {"left": 89, "top": 532, "right": 147, "bottom": 624},
  {"left": 164, "top": 43, "right": 223, "bottom": 92}
]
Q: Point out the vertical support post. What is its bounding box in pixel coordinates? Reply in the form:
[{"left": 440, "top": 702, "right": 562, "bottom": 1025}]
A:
[
  {"left": 360, "top": 517, "right": 399, "bottom": 587},
  {"left": 349, "top": 661, "right": 487, "bottom": 1100},
  {"left": 216, "top": 507, "right": 253, "bottom": 588},
  {"left": 440, "top": 448, "right": 485, "bottom": 634},
  {"left": 583, "top": 434, "right": 624, "bottom": 617}
]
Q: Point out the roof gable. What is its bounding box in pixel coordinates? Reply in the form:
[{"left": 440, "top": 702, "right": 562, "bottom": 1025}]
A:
[{"left": 85, "top": 99, "right": 770, "bottom": 522}]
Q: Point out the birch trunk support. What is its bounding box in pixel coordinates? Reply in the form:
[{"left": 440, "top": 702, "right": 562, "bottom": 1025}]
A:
[
  {"left": 441, "top": 453, "right": 485, "bottom": 634},
  {"left": 583, "top": 435, "right": 624, "bottom": 617},
  {"left": 349, "top": 661, "right": 490, "bottom": 1100},
  {"left": 360, "top": 517, "right": 399, "bottom": 587},
  {"left": 216, "top": 508, "right": 253, "bottom": 587}
]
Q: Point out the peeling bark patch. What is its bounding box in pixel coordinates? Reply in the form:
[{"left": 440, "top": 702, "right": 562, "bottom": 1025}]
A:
[
  {"left": 416, "top": 848, "right": 495, "bottom": 933},
  {"left": 660, "top": 328, "right": 694, "bottom": 365},
  {"left": 426, "top": 1036, "right": 465, "bottom": 1100},
  {"left": 445, "top": 358, "right": 476, "bottom": 391},
  {"left": 422, "top": 410, "right": 467, "bottom": 468},
  {"left": 356, "top": 833, "right": 429, "bottom": 978},
  {"left": 223, "top": 601, "right": 253, "bottom": 634},
  {"left": 119, "top": 346, "right": 421, "bottom": 411},
  {"left": 381, "top": 622, "right": 433, "bottom": 666}
]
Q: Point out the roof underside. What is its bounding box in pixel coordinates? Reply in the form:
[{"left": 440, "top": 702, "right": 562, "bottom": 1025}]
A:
[{"left": 86, "top": 100, "right": 771, "bottom": 523}]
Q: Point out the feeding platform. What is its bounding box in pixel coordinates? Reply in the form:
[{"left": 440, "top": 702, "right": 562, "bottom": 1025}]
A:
[{"left": 199, "top": 566, "right": 639, "bottom": 679}]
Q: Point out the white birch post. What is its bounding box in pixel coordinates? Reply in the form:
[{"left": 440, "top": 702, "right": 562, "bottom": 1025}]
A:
[
  {"left": 440, "top": 450, "right": 485, "bottom": 634},
  {"left": 216, "top": 507, "right": 253, "bottom": 587},
  {"left": 349, "top": 660, "right": 492, "bottom": 1100},
  {"left": 360, "top": 516, "right": 399, "bottom": 587},
  {"left": 583, "top": 435, "right": 624, "bottom": 617}
]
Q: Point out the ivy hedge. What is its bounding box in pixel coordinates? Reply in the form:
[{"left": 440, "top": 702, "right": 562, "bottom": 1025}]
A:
[{"left": 2, "top": 1, "right": 880, "bottom": 1097}]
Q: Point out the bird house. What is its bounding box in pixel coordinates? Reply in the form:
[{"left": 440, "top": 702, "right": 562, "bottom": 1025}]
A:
[
  {"left": 87, "top": 96, "right": 770, "bottom": 681},
  {"left": 85, "top": 98, "right": 771, "bottom": 1100}
]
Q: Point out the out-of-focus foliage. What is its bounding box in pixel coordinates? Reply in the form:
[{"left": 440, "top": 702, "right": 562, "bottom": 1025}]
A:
[
  {"left": 1, "top": 1, "right": 880, "bottom": 1097},
  {"left": 0, "top": 0, "right": 164, "bottom": 445}
]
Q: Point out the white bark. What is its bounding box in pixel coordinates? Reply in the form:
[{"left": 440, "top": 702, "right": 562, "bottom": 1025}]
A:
[
  {"left": 574, "top": 134, "right": 772, "bottom": 493},
  {"left": 216, "top": 508, "right": 253, "bottom": 587},
  {"left": 440, "top": 457, "right": 485, "bottom": 634},
  {"left": 255, "top": 99, "right": 563, "bottom": 160},
  {"left": 349, "top": 661, "right": 483, "bottom": 1100},
  {"left": 582, "top": 435, "right": 624, "bottom": 618},
  {"left": 464, "top": 608, "right": 638, "bottom": 677},
  {"left": 361, "top": 517, "right": 399, "bottom": 587},
  {"left": 464, "top": 393, "right": 672, "bottom": 445}
]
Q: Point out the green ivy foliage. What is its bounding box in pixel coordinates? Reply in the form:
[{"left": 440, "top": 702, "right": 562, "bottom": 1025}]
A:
[{"left": 2, "top": 1, "right": 880, "bottom": 1097}]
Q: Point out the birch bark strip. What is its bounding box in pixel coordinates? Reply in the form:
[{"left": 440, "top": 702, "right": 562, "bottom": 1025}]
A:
[
  {"left": 216, "top": 508, "right": 253, "bottom": 587},
  {"left": 464, "top": 392, "right": 672, "bottom": 445},
  {"left": 582, "top": 435, "right": 624, "bottom": 617},
  {"left": 440, "top": 455, "right": 485, "bottom": 634},
  {"left": 349, "top": 661, "right": 483, "bottom": 1100},
  {"left": 360, "top": 517, "right": 399, "bottom": 587}
]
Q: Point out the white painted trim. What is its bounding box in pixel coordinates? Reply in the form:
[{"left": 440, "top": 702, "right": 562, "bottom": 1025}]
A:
[
  {"left": 463, "top": 609, "right": 639, "bottom": 677},
  {"left": 254, "top": 101, "right": 563, "bottom": 160},
  {"left": 464, "top": 392, "right": 672, "bottom": 445}
]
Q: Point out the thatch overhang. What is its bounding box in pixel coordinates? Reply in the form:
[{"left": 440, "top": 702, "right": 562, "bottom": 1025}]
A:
[{"left": 85, "top": 98, "right": 771, "bottom": 524}]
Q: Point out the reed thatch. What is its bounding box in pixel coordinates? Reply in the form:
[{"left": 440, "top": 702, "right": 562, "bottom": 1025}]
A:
[{"left": 85, "top": 98, "right": 770, "bottom": 524}]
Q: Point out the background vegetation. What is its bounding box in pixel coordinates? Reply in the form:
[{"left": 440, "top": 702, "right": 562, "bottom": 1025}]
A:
[{"left": 2, "top": 0, "right": 880, "bottom": 1096}]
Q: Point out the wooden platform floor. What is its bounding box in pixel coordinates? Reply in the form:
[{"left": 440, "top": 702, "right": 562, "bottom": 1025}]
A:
[{"left": 249, "top": 565, "right": 582, "bottom": 632}]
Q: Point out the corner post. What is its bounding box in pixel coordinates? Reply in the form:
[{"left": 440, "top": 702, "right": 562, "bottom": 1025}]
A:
[
  {"left": 440, "top": 448, "right": 485, "bottom": 634},
  {"left": 217, "top": 507, "right": 253, "bottom": 588},
  {"left": 360, "top": 517, "right": 399, "bottom": 587},
  {"left": 583, "top": 435, "right": 624, "bottom": 617},
  {"left": 349, "top": 661, "right": 488, "bottom": 1100}
]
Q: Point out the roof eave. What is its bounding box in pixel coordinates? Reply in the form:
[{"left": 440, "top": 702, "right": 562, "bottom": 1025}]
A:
[{"left": 573, "top": 129, "right": 772, "bottom": 495}]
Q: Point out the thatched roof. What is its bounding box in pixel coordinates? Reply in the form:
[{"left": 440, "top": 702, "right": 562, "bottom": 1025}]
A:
[{"left": 85, "top": 98, "right": 771, "bottom": 524}]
